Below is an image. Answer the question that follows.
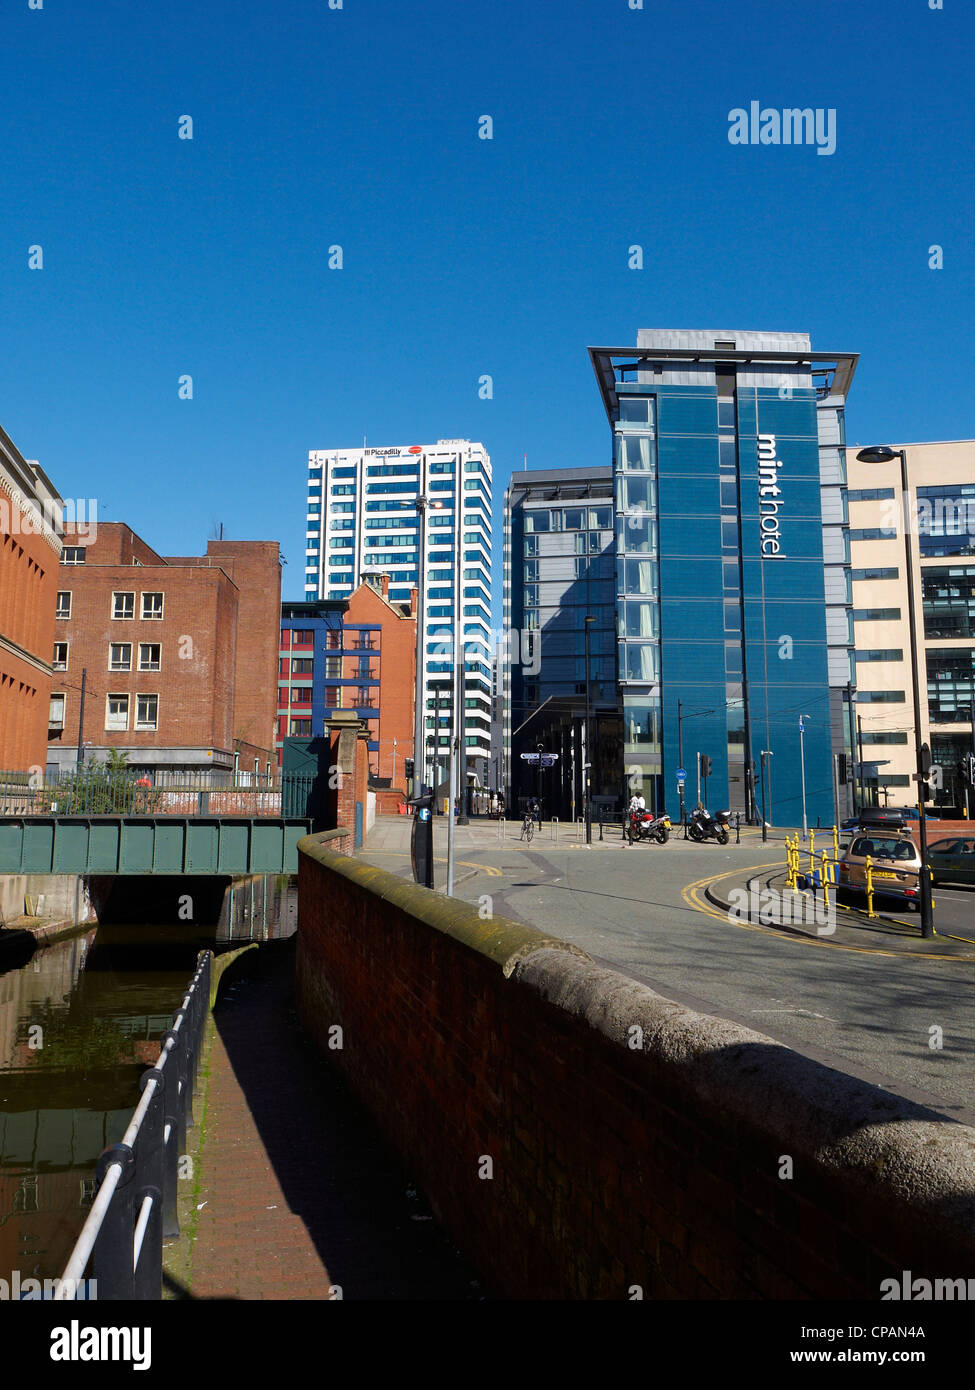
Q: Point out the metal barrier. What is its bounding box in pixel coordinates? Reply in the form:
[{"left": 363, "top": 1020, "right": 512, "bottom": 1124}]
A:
[{"left": 56, "top": 951, "right": 212, "bottom": 1301}]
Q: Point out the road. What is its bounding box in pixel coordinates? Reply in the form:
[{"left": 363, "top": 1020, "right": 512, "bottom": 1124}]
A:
[{"left": 361, "top": 817, "right": 975, "bottom": 1127}]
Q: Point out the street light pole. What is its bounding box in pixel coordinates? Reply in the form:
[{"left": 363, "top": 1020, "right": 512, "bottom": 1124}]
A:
[
  {"left": 799, "top": 714, "right": 809, "bottom": 840},
  {"left": 677, "top": 698, "right": 686, "bottom": 830},
  {"left": 759, "top": 750, "right": 768, "bottom": 843},
  {"left": 856, "top": 445, "right": 933, "bottom": 938},
  {"left": 412, "top": 491, "right": 429, "bottom": 799},
  {"left": 584, "top": 615, "right": 595, "bottom": 845}
]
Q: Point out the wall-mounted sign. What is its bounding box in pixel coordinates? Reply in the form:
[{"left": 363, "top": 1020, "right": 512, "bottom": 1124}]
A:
[
  {"left": 757, "top": 433, "right": 785, "bottom": 557},
  {"left": 368, "top": 447, "right": 403, "bottom": 457}
]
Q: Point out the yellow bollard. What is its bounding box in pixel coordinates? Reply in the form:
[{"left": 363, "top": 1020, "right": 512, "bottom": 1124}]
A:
[
  {"left": 832, "top": 824, "right": 839, "bottom": 862},
  {"left": 865, "top": 855, "right": 876, "bottom": 919},
  {"left": 787, "top": 836, "right": 796, "bottom": 889},
  {"left": 808, "top": 828, "right": 816, "bottom": 875},
  {"left": 821, "top": 851, "right": 830, "bottom": 913}
]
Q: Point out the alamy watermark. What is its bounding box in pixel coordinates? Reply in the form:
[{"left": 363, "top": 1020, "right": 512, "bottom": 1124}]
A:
[
  {"left": 728, "top": 102, "right": 836, "bottom": 156},
  {"left": 728, "top": 883, "right": 836, "bottom": 936},
  {"left": 0, "top": 492, "right": 97, "bottom": 542}
]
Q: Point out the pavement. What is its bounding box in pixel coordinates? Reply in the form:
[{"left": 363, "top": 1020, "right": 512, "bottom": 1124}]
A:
[
  {"left": 360, "top": 815, "right": 975, "bottom": 1127},
  {"left": 162, "top": 938, "right": 482, "bottom": 1300}
]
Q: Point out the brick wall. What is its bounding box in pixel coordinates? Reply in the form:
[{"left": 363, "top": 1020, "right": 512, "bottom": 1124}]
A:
[
  {"left": 53, "top": 563, "right": 237, "bottom": 754},
  {"left": 343, "top": 579, "right": 415, "bottom": 784},
  {"left": 1, "top": 498, "right": 58, "bottom": 773},
  {"left": 296, "top": 843, "right": 975, "bottom": 1299}
]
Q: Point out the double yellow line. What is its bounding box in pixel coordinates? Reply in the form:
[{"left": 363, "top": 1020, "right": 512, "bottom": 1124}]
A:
[{"left": 681, "top": 866, "right": 975, "bottom": 961}]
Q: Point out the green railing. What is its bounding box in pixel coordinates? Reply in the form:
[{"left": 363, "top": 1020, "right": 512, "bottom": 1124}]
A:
[{"left": 0, "top": 770, "right": 319, "bottom": 819}]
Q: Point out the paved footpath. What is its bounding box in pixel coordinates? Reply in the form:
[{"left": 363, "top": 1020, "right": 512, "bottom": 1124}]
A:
[{"left": 163, "top": 937, "right": 481, "bottom": 1300}]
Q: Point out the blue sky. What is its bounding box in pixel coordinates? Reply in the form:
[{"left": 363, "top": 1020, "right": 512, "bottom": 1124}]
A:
[{"left": 3, "top": 0, "right": 972, "bottom": 621}]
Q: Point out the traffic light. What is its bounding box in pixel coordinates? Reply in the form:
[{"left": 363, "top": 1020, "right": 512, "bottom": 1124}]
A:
[
  {"left": 700, "top": 755, "right": 713, "bottom": 777},
  {"left": 404, "top": 757, "right": 415, "bottom": 782},
  {"left": 918, "top": 743, "right": 934, "bottom": 803},
  {"left": 966, "top": 755, "right": 975, "bottom": 788},
  {"left": 837, "top": 752, "right": 848, "bottom": 784}
]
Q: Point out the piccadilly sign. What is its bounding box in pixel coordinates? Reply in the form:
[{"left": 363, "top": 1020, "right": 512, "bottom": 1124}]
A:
[{"left": 757, "top": 433, "right": 784, "bottom": 557}]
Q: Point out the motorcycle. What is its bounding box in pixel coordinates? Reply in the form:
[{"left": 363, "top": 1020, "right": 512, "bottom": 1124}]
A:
[
  {"left": 688, "top": 806, "right": 731, "bottom": 845},
  {"left": 627, "top": 808, "right": 672, "bottom": 845}
]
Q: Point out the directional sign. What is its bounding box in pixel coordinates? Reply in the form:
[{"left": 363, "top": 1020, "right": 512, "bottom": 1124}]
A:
[
  {"left": 520, "top": 753, "right": 559, "bottom": 767},
  {"left": 676, "top": 770, "right": 686, "bottom": 785}
]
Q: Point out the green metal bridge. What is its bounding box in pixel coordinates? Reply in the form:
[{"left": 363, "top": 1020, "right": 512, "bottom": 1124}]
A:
[{"left": 0, "top": 816, "right": 315, "bottom": 875}]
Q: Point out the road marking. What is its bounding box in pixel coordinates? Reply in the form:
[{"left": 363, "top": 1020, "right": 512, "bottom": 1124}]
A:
[
  {"left": 362, "top": 851, "right": 502, "bottom": 877},
  {"left": 681, "top": 867, "right": 975, "bottom": 961}
]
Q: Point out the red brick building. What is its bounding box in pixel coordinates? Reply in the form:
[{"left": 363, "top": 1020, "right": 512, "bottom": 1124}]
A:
[
  {"left": 276, "top": 575, "right": 416, "bottom": 802},
  {"left": 50, "top": 524, "right": 281, "bottom": 779},
  {"left": 0, "top": 424, "right": 63, "bottom": 775},
  {"left": 342, "top": 575, "right": 417, "bottom": 787}
]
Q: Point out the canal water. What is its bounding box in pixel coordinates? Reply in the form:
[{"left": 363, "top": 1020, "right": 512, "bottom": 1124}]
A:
[{"left": 0, "top": 875, "right": 296, "bottom": 1285}]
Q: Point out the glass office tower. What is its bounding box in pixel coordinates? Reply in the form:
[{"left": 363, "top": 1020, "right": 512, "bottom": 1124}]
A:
[
  {"left": 591, "top": 330, "right": 857, "bottom": 826},
  {"left": 304, "top": 440, "right": 493, "bottom": 782}
]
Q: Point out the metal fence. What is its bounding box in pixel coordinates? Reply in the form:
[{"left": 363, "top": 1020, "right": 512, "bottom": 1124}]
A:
[
  {"left": 55, "top": 952, "right": 212, "bottom": 1301},
  {"left": 0, "top": 769, "right": 318, "bottom": 819}
]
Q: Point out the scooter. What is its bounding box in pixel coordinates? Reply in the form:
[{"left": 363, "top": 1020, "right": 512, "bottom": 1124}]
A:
[
  {"left": 627, "top": 809, "right": 672, "bottom": 845},
  {"left": 688, "top": 806, "right": 730, "bottom": 845}
]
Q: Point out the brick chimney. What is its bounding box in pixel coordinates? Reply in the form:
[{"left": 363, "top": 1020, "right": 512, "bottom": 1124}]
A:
[
  {"left": 380, "top": 573, "right": 389, "bottom": 600},
  {"left": 409, "top": 586, "right": 418, "bottom": 617}
]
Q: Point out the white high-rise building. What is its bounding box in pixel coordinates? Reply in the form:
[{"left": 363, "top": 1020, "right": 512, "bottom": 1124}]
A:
[{"left": 304, "top": 439, "right": 493, "bottom": 782}]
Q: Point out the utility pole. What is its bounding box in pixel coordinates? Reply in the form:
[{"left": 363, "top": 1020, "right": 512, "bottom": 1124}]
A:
[
  {"left": 455, "top": 475, "right": 469, "bottom": 826},
  {"left": 799, "top": 714, "right": 809, "bottom": 840},
  {"left": 857, "top": 714, "right": 867, "bottom": 809},
  {"left": 846, "top": 680, "right": 858, "bottom": 817},
  {"left": 412, "top": 485, "right": 429, "bottom": 800},
  {"left": 76, "top": 668, "right": 88, "bottom": 770},
  {"left": 677, "top": 698, "right": 686, "bottom": 829},
  {"left": 584, "top": 616, "right": 595, "bottom": 844}
]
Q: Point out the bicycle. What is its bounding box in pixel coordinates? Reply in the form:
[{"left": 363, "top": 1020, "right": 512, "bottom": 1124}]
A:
[{"left": 520, "top": 812, "right": 535, "bottom": 843}]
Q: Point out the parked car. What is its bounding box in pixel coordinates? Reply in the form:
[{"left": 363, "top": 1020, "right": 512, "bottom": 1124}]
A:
[
  {"left": 837, "top": 829, "right": 922, "bottom": 910},
  {"left": 928, "top": 836, "right": 975, "bottom": 887}
]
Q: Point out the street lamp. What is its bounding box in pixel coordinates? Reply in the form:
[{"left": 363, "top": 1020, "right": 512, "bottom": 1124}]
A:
[
  {"left": 584, "top": 616, "right": 595, "bottom": 845},
  {"left": 856, "top": 445, "right": 933, "bottom": 937},
  {"left": 759, "top": 750, "right": 773, "bottom": 843},
  {"left": 799, "top": 714, "right": 809, "bottom": 841}
]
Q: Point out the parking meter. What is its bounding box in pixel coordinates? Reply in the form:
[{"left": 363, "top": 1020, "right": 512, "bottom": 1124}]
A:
[{"left": 409, "top": 790, "right": 435, "bottom": 888}]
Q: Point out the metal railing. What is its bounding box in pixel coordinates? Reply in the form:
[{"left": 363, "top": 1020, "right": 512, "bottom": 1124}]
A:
[
  {"left": 56, "top": 952, "right": 212, "bottom": 1301},
  {"left": 0, "top": 769, "right": 317, "bottom": 818}
]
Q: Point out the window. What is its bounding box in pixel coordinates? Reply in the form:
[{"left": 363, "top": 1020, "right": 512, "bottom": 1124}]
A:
[
  {"left": 860, "top": 731, "right": 909, "bottom": 745},
  {"left": 112, "top": 592, "right": 135, "bottom": 619},
  {"left": 720, "top": 517, "right": 739, "bottom": 551},
  {"left": 331, "top": 484, "right": 355, "bottom": 496},
  {"left": 138, "top": 643, "right": 161, "bottom": 671},
  {"left": 49, "top": 694, "right": 65, "bottom": 729},
  {"left": 289, "top": 718, "right": 312, "bottom": 737},
  {"left": 106, "top": 694, "right": 129, "bottom": 731},
  {"left": 524, "top": 510, "right": 550, "bottom": 533},
  {"left": 329, "top": 538, "right": 354, "bottom": 549},
  {"left": 848, "top": 488, "right": 895, "bottom": 502},
  {"left": 590, "top": 507, "right": 612, "bottom": 530},
  {"left": 917, "top": 485, "right": 975, "bottom": 558},
  {"left": 61, "top": 546, "right": 86, "bottom": 564},
  {"left": 851, "top": 567, "right": 898, "bottom": 582},
  {"left": 56, "top": 591, "right": 72, "bottom": 619},
  {"left": 135, "top": 694, "right": 158, "bottom": 731},
  {"left": 850, "top": 528, "right": 897, "bottom": 542},
  {"left": 332, "top": 467, "right": 356, "bottom": 477},
  {"left": 856, "top": 691, "right": 905, "bottom": 703},
  {"left": 52, "top": 642, "right": 68, "bottom": 670},
  {"left": 325, "top": 687, "right": 339, "bottom": 707},
  {"left": 291, "top": 658, "right": 314, "bottom": 675},
  {"left": 855, "top": 650, "right": 903, "bottom": 662},
  {"left": 141, "top": 592, "right": 164, "bottom": 620},
  {"left": 853, "top": 609, "right": 901, "bottom": 622},
  {"left": 110, "top": 643, "right": 132, "bottom": 671},
  {"left": 618, "top": 396, "right": 652, "bottom": 424}
]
